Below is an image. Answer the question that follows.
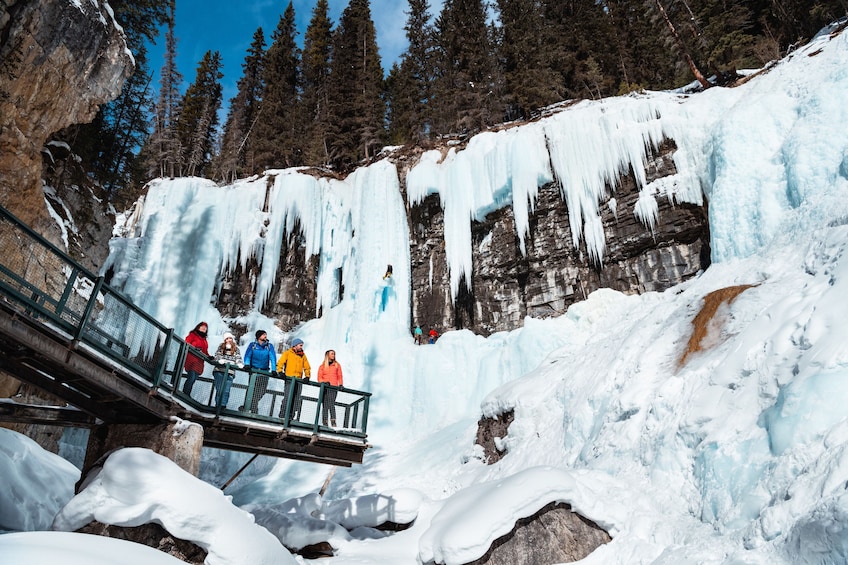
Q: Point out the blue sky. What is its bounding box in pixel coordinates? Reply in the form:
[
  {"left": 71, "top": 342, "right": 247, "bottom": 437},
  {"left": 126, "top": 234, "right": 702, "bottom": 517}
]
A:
[{"left": 145, "top": 0, "right": 444, "bottom": 108}]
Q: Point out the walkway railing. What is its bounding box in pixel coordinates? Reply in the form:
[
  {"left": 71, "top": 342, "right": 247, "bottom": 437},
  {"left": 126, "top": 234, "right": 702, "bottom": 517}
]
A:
[
  {"left": 181, "top": 364, "right": 369, "bottom": 433},
  {"left": 0, "top": 205, "right": 369, "bottom": 438}
]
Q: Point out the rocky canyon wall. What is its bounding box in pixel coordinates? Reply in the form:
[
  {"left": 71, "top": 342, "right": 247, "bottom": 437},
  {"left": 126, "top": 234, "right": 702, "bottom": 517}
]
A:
[
  {"left": 0, "top": 0, "right": 131, "bottom": 231},
  {"left": 406, "top": 141, "right": 709, "bottom": 336},
  {"left": 0, "top": 0, "right": 132, "bottom": 448}
]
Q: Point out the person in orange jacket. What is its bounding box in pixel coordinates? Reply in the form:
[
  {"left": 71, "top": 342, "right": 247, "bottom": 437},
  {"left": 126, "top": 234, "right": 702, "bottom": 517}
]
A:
[
  {"left": 317, "top": 349, "right": 343, "bottom": 427},
  {"left": 276, "top": 338, "right": 311, "bottom": 419}
]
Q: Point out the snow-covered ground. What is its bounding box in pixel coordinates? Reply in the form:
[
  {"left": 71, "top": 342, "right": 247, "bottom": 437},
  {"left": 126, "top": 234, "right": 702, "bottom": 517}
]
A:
[{"left": 3, "top": 20, "right": 848, "bottom": 565}]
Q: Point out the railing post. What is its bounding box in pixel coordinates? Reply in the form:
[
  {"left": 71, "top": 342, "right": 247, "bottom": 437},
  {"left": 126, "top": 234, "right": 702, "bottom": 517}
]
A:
[
  {"left": 73, "top": 276, "right": 105, "bottom": 341},
  {"left": 151, "top": 328, "right": 174, "bottom": 389},
  {"left": 282, "top": 376, "right": 295, "bottom": 427},
  {"left": 173, "top": 339, "right": 189, "bottom": 393},
  {"left": 361, "top": 395, "right": 370, "bottom": 434},
  {"left": 56, "top": 266, "right": 79, "bottom": 317},
  {"left": 314, "top": 384, "right": 325, "bottom": 432},
  {"left": 212, "top": 366, "right": 220, "bottom": 417},
  {"left": 244, "top": 370, "right": 257, "bottom": 413}
]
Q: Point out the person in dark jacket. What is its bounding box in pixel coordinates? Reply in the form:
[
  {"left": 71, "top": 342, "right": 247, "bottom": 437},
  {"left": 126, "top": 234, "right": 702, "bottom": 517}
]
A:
[
  {"left": 182, "top": 322, "right": 209, "bottom": 395},
  {"left": 243, "top": 330, "right": 276, "bottom": 413}
]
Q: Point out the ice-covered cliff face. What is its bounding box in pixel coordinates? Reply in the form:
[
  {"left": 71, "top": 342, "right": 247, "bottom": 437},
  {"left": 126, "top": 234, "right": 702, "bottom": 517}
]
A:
[
  {"left": 106, "top": 93, "right": 718, "bottom": 340},
  {"left": 406, "top": 135, "right": 708, "bottom": 335},
  {"left": 104, "top": 24, "right": 847, "bottom": 351}
]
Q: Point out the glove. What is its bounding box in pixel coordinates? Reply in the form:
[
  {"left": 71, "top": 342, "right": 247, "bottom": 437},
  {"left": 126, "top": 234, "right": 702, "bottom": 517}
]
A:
[
  {"left": 237, "top": 362, "right": 244, "bottom": 369},
  {"left": 217, "top": 360, "right": 225, "bottom": 365}
]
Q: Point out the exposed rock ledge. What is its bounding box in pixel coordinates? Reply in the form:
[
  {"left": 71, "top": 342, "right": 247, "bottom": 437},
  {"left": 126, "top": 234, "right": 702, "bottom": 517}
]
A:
[
  {"left": 0, "top": 0, "right": 132, "bottom": 230},
  {"left": 472, "top": 413, "right": 611, "bottom": 564},
  {"left": 462, "top": 502, "right": 611, "bottom": 565},
  {"left": 476, "top": 410, "right": 515, "bottom": 465},
  {"left": 77, "top": 522, "right": 206, "bottom": 565}
]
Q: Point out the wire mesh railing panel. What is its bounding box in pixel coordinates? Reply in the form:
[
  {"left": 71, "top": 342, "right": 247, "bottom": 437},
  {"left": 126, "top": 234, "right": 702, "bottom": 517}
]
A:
[
  {"left": 244, "top": 371, "right": 286, "bottom": 418},
  {"left": 82, "top": 290, "right": 168, "bottom": 384},
  {"left": 285, "top": 379, "right": 320, "bottom": 427},
  {"left": 177, "top": 365, "right": 217, "bottom": 406},
  {"left": 57, "top": 274, "right": 97, "bottom": 327},
  {"left": 159, "top": 335, "right": 184, "bottom": 390},
  {"left": 0, "top": 215, "right": 76, "bottom": 326},
  {"left": 222, "top": 370, "right": 251, "bottom": 412},
  {"left": 333, "top": 389, "right": 369, "bottom": 432}
]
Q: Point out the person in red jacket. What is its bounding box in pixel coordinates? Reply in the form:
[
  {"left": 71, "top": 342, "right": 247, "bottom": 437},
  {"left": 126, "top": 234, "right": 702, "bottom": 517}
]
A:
[
  {"left": 182, "top": 322, "right": 209, "bottom": 395},
  {"left": 317, "top": 349, "right": 343, "bottom": 427}
]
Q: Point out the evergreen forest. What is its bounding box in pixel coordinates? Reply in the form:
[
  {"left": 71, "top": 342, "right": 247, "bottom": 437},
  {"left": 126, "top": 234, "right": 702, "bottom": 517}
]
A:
[{"left": 52, "top": 0, "right": 848, "bottom": 205}]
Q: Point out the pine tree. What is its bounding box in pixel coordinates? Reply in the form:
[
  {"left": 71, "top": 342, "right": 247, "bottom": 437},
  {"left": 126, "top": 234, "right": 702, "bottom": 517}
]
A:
[
  {"left": 540, "top": 0, "right": 621, "bottom": 100},
  {"left": 765, "top": 0, "right": 847, "bottom": 48},
  {"left": 54, "top": 0, "right": 172, "bottom": 197},
  {"left": 252, "top": 2, "right": 302, "bottom": 171},
  {"left": 387, "top": 0, "right": 436, "bottom": 144},
  {"left": 301, "top": 0, "right": 334, "bottom": 166},
  {"left": 216, "top": 27, "right": 266, "bottom": 182},
  {"left": 105, "top": 70, "right": 156, "bottom": 191},
  {"left": 496, "top": 0, "right": 562, "bottom": 119},
  {"left": 690, "top": 0, "right": 760, "bottom": 78},
  {"left": 146, "top": 19, "right": 184, "bottom": 178},
  {"left": 431, "top": 0, "right": 498, "bottom": 135},
  {"left": 326, "top": 0, "right": 386, "bottom": 167},
  {"left": 604, "top": 0, "right": 678, "bottom": 93},
  {"left": 650, "top": 0, "right": 711, "bottom": 88},
  {"left": 109, "top": 0, "right": 174, "bottom": 49},
  {"left": 176, "top": 50, "right": 224, "bottom": 177},
  {"left": 385, "top": 62, "right": 413, "bottom": 145}
]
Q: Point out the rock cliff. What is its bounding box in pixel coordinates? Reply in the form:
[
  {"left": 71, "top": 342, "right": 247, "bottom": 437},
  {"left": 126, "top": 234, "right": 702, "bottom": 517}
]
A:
[
  {"left": 0, "top": 0, "right": 131, "bottom": 232},
  {"left": 0, "top": 0, "right": 132, "bottom": 449},
  {"left": 402, "top": 140, "right": 709, "bottom": 336}
]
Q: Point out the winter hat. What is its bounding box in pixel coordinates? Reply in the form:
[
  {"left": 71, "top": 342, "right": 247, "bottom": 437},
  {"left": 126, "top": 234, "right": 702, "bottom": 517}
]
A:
[
  {"left": 223, "top": 332, "right": 234, "bottom": 341},
  {"left": 255, "top": 330, "right": 266, "bottom": 341},
  {"left": 292, "top": 338, "right": 304, "bottom": 347}
]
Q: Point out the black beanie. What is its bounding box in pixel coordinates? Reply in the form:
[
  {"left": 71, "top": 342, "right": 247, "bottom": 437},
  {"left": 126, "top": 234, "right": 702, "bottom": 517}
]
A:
[{"left": 255, "top": 330, "right": 266, "bottom": 341}]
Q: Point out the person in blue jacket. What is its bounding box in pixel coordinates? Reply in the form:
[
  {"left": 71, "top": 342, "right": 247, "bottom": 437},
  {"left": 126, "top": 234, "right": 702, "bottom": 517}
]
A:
[{"left": 243, "top": 330, "right": 277, "bottom": 413}]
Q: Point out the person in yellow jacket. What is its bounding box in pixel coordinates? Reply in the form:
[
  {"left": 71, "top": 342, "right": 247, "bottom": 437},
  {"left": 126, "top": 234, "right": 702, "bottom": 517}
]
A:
[{"left": 276, "top": 338, "right": 311, "bottom": 420}]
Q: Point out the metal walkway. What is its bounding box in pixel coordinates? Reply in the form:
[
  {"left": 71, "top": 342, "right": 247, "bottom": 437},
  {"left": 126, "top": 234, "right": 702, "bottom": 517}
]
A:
[{"left": 0, "top": 205, "right": 370, "bottom": 466}]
